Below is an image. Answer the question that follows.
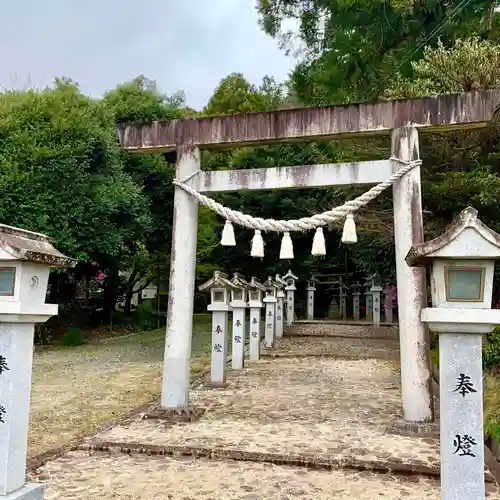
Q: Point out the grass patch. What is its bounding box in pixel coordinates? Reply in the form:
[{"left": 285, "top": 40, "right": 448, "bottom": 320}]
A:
[
  {"left": 429, "top": 348, "right": 439, "bottom": 368},
  {"left": 29, "top": 315, "right": 216, "bottom": 458}
]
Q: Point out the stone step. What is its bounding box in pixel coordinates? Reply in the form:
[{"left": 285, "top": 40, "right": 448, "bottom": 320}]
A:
[
  {"left": 285, "top": 322, "right": 399, "bottom": 340},
  {"left": 31, "top": 449, "right": 475, "bottom": 500}
]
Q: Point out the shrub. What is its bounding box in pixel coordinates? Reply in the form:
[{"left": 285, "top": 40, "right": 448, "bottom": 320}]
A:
[
  {"left": 63, "top": 327, "right": 84, "bottom": 347},
  {"left": 483, "top": 326, "right": 500, "bottom": 374},
  {"left": 134, "top": 300, "right": 158, "bottom": 331}
]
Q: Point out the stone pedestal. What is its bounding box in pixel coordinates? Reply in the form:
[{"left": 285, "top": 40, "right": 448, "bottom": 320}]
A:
[
  {"left": 263, "top": 297, "right": 277, "bottom": 349},
  {"left": 365, "top": 290, "right": 373, "bottom": 321},
  {"left": 383, "top": 285, "right": 395, "bottom": 323},
  {"left": 2, "top": 484, "right": 43, "bottom": 500},
  {"left": 248, "top": 303, "right": 262, "bottom": 361},
  {"left": 371, "top": 285, "right": 382, "bottom": 327},
  {"left": 439, "top": 332, "right": 484, "bottom": 500},
  {"left": 276, "top": 293, "right": 284, "bottom": 338},
  {"left": 285, "top": 288, "right": 295, "bottom": 326},
  {"left": 352, "top": 292, "right": 361, "bottom": 320},
  {"left": 385, "top": 305, "right": 393, "bottom": 323},
  {"left": 208, "top": 308, "right": 229, "bottom": 385},
  {"left": 230, "top": 303, "right": 246, "bottom": 369},
  {"left": 0, "top": 324, "right": 42, "bottom": 499},
  {"left": 306, "top": 286, "right": 315, "bottom": 320}
]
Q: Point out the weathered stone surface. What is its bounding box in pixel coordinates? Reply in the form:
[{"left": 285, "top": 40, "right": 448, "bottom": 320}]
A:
[
  {"left": 117, "top": 90, "right": 500, "bottom": 152},
  {"left": 31, "top": 450, "right": 448, "bottom": 499}
]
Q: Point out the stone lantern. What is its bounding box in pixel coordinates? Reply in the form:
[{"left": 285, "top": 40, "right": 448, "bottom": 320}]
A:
[
  {"left": 263, "top": 277, "right": 280, "bottom": 348},
  {"left": 0, "top": 224, "right": 77, "bottom": 500},
  {"left": 230, "top": 273, "right": 250, "bottom": 370},
  {"left": 199, "top": 271, "right": 237, "bottom": 386},
  {"left": 247, "top": 277, "right": 266, "bottom": 361},
  {"left": 306, "top": 278, "right": 316, "bottom": 320},
  {"left": 282, "top": 270, "right": 298, "bottom": 326},
  {"left": 406, "top": 207, "right": 500, "bottom": 500}
]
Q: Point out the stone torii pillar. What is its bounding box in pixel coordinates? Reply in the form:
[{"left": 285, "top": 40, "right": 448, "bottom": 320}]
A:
[
  {"left": 306, "top": 279, "right": 316, "bottom": 320},
  {"left": 283, "top": 270, "right": 298, "bottom": 326},
  {"left": 392, "top": 126, "right": 433, "bottom": 423}
]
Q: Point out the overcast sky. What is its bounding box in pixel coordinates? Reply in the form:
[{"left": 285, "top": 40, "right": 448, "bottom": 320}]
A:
[{"left": 0, "top": 0, "right": 295, "bottom": 110}]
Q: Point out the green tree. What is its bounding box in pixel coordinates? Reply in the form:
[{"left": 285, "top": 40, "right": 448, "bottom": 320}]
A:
[{"left": 258, "top": 0, "right": 500, "bottom": 105}]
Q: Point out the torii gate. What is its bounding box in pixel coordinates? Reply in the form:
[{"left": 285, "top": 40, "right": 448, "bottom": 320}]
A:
[{"left": 117, "top": 90, "right": 500, "bottom": 423}]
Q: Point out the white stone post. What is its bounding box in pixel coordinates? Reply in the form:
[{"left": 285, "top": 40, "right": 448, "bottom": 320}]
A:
[
  {"left": 306, "top": 280, "right": 316, "bottom": 320},
  {"left": 439, "top": 333, "right": 484, "bottom": 500},
  {"left": 0, "top": 226, "right": 76, "bottom": 500},
  {"left": 283, "top": 270, "right": 298, "bottom": 326},
  {"left": 162, "top": 145, "right": 200, "bottom": 409},
  {"left": 276, "top": 291, "right": 285, "bottom": 338},
  {"left": 371, "top": 285, "right": 382, "bottom": 327},
  {"left": 365, "top": 287, "right": 373, "bottom": 321},
  {"left": 247, "top": 277, "right": 266, "bottom": 361},
  {"left": 231, "top": 305, "right": 246, "bottom": 369},
  {"left": 392, "top": 126, "right": 433, "bottom": 422},
  {"left": 230, "top": 274, "right": 249, "bottom": 370},
  {"left": 340, "top": 286, "right": 347, "bottom": 320},
  {"left": 199, "top": 271, "right": 235, "bottom": 387},
  {"left": 352, "top": 291, "right": 361, "bottom": 320},
  {"left": 383, "top": 285, "right": 395, "bottom": 323},
  {"left": 285, "top": 288, "right": 295, "bottom": 326},
  {"left": 209, "top": 310, "right": 229, "bottom": 385},
  {"left": 248, "top": 305, "right": 262, "bottom": 360},
  {"left": 263, "top": 298, "right": 277, "bottom": 348}
]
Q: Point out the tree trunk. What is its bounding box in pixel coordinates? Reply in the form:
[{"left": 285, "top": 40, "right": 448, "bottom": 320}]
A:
[
  {"left": 102, "top": 261, "right": 120, "bottom": 322},
  {"left": 124, "top": 288, "right": 134, "bottom": 315}
]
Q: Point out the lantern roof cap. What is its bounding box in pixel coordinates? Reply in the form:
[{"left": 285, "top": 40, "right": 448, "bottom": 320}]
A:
[
  {"left": 406, "top": 207, "right": 500, "bottom": 266},
  {"left": 199, "top": 270, "right": 238, "bottom": 291}
]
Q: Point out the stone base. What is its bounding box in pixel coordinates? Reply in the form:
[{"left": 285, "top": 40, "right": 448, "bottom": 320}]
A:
[
  {"left": 2, "top": 483, "right": 44, "bottom": 500},
  {"left": 386, "top": 420, "right": 439, "bottom": 438},
  {"left": 142, "top": 406, "right": 205, "bottom": 423}
]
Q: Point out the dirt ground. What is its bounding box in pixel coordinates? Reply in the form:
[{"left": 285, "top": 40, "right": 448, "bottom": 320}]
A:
[{"left": 29, "top": 318, "right": 214, "bottom": 457}]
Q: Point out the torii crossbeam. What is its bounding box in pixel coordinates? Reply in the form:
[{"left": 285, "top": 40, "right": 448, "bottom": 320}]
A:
[{"left": 117, "top": 90, "right": 500, "bottom": 423}]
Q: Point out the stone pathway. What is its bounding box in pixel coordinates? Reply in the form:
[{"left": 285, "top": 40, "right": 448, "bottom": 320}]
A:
[
  {"left": 28, "top": 325, "right": 500, "bottom": 498},
  {"left": 34, "top": 450, "right": 443, "bottom": 499}
]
